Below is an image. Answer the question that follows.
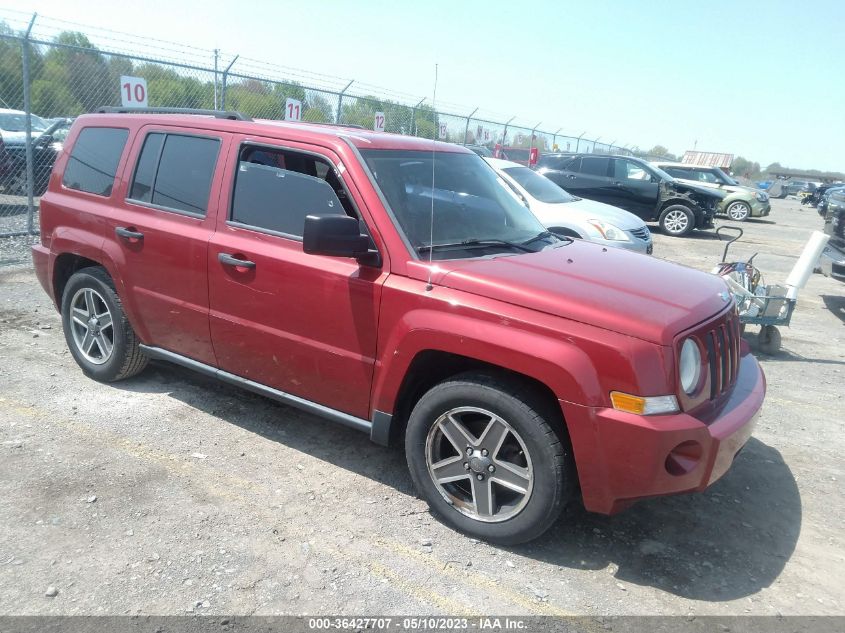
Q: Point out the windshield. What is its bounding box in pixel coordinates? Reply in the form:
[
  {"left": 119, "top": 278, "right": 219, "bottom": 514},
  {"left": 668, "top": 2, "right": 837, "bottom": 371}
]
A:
[
  {"left": 0, "top": 113, "right": 48, "bottom": 133},
  {"left": 713, "top": 167, "right": 738, "bottom": 185},
  {"left": 502, "top": 166, "right": 575, "bottom": 203},
  {"left": 649, "top": 163, "right": 675, "bottom": 182},
  {"left": 360, "top": 149, "right": 557, "bottom": 260}
]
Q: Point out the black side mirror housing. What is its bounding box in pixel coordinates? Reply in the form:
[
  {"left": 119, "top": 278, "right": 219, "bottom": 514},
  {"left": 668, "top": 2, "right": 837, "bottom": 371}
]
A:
[{"left": 303, "top": 214, "right": 380, "bottom": 266}]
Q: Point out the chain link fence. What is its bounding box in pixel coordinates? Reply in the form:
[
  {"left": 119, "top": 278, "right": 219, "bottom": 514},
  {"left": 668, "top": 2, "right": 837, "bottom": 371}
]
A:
[{"left": 0, "top": 11, "right": 649, "bottom": 239}]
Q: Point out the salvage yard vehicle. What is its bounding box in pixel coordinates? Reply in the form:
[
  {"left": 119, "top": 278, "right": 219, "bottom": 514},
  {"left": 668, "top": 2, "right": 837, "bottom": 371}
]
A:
[
  {"left": 820, "top": 188, "right": 845, "bottom": 283},
  {"left": 33, "top": 108, "right": 766, "bottom": 544},
  {"left": 493, "top": 145, "right": 538, "bottom": 167},
  {"left": 0, "top": 118, "right": 72, "bottom": 196},
  {"left": 484, "top": 157, "right": 653, "bottom": 254},
  {"left": 535, "top": 153, "right": 724, "bottom": 236},
  {"left": 653, "top": 162, "right": 771, "bottom": 222}
]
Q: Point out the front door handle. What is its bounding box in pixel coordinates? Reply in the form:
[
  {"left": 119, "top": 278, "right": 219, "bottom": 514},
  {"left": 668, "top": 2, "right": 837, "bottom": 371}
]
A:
[
  {"left": 566, "top": 174, "right": 577, "bottom": 179},
  {"left": 218, "top": 252, "right": 256, "bottom": 269},
  {"left": 115, "top": 226, "right": 144, "bottom": 240}
]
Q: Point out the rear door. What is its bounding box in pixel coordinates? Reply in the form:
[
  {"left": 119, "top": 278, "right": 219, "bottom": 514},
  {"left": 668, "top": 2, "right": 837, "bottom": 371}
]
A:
[
  {"left": 103, "top": 126, "right": 231, "bottom": 365},
  {"left": 536, "top": 155, "right": 572, "bottom": 189},
  {"left": 609, "top": 158, "right": 660, "bottom": 219},
  {"left": 568, "top": 156, "right": 614, "bottom": 204},
  {"left": 207, "top": 137, "right": 386, "bottom": 420}
]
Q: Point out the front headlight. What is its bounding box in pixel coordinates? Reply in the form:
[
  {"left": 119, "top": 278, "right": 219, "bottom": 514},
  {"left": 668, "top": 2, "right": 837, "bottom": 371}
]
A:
[
  {"left": 679, "top": 338, "right": 702, "bottom": 395},
  {"left": 586, "top": 219, "right": 631, "bottom": 242},
  {"left": 756, "top": 191, "right": 768, "bottom": 202}
]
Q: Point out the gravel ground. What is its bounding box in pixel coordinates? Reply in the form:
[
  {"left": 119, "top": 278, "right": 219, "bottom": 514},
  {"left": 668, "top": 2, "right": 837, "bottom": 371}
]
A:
[{"left": 0, "top": 198, "right": 842, "bottom": 616}]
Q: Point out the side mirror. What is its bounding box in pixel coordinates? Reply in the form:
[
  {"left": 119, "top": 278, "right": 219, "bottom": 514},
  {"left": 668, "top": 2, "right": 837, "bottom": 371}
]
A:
[{"left": 303, "top": 214, "right": 380, "bottom": 266}]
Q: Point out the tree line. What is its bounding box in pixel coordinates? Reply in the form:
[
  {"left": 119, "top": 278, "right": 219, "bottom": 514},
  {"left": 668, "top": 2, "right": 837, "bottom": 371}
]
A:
[{"left": 0, "top": 24, "right": 444, "bottom": 138}]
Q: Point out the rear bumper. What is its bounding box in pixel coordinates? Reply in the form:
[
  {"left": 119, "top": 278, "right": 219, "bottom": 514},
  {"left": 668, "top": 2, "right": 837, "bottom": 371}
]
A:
[
  {"left": 561, "top": 350, "right": 765, "bottom": 514},
  {"left": 31, "top": 244, "right": 55, "bottom": 306}
]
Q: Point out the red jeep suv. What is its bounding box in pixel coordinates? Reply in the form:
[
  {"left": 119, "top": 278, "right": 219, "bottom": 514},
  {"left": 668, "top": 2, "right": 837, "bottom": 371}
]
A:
[{"left": 32, "top": 108, "right": 766, "bottom": 543}]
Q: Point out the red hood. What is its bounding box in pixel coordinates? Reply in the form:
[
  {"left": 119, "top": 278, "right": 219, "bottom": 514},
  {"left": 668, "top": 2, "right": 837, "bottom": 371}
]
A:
[{"left": 431, "top": 242, "right": 731, "bottom": 345}]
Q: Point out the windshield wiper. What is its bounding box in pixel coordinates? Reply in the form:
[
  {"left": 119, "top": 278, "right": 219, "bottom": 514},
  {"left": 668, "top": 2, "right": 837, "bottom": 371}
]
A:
[
  {"left": 520, "top": 230, "right": 572, "bottom": 247},
  {"left": 418, "top": 238, "right": 536, "bottom": 254}
]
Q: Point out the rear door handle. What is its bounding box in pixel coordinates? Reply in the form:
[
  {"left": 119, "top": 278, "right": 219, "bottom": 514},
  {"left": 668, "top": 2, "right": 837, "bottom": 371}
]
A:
[
  {"left": 115, "top": 226, "right": 144, "bottom": 240},
  {"left": 566, "top": 174, "right": 577, "bottom": 179},
  {"left": 218, "top": 252, "right": 256, "bottom": 269}
]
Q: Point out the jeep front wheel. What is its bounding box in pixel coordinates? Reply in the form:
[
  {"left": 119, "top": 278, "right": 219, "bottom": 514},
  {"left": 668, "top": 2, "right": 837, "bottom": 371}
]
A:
[
  {"left": 659, "top": 204, "right": 695, "bottom": 237},
  {"left": 61, "top": 267, "right": 148, "bottom": 382},
  {"left": 405, "top": 373, "right": 573, "bottom": 544}
]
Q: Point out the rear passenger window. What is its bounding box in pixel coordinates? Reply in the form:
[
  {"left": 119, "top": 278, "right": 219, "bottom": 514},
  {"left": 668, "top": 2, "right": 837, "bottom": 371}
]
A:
[
  {"left": 62, "top": 127, "right": 128, "bottom": 197},
  {"left": 580, "top": 157, "right": 609, "bottom": 177},
  {"left": 564, "top": 157, "right": 581, "bottom": 172},
  {"left": 128, "top": 133, "right": 220, "bottom": 216},
  {"left": 230, "top": 145, "right": 346, "bottom": 238}
]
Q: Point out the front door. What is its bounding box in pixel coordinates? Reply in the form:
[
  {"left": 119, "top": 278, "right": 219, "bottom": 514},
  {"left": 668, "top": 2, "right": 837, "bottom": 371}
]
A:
[
  {"left": 609, "top": 158, "right": 660, "bottom": 220},
  {"left": 207, "top": 138, "right": 385, "bottom": 420}
]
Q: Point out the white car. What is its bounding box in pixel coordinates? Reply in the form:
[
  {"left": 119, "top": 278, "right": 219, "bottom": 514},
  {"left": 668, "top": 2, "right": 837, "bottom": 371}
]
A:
[
  {"left": 484, "top": 157, "right": 653, "bottom": 254},
  {"left": 0, "top": 109, "right": 49, "bottom": 145}
]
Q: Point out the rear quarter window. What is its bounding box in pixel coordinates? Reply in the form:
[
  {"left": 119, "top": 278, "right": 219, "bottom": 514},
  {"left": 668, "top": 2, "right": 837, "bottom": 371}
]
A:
[{"left": 62, "top": 127, "right": 129, "bottom": 197}]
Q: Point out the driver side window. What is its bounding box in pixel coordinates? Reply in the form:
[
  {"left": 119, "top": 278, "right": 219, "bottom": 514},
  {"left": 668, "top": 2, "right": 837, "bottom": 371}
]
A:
[
  {"left": 229, "top": 145, "right": 350, "bottom": 239},
  {"left": 614, "top": 159, "right": 650, "bottom": 181}
]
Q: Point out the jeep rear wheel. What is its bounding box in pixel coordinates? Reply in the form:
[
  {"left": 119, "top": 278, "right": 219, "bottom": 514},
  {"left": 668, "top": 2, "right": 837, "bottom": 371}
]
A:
[
  {"left": 726, "top": 201, "right": 751, "bottom": 221},
  {"left": 61, "top": 267, "right": 148, "bottom": 382},
  {"left": 405, "top": 373, "right": 573, "bottom": 544},
  {"left": 659, "top": 204, "right": 695, "bottom": 237}
]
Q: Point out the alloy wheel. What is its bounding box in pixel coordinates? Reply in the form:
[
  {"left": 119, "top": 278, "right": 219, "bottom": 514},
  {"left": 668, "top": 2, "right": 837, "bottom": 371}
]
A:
[
  {"left": 425, "top": 406, "right": 534, "bottom": 523},
  {"left": 664, "top": 209, "right": 690, "bottom": 234},
  {"left": 727, "top": 201, "right": 750, "bottom": 221},
  {"left": 69, "top": 287, "right": 115, "bottom": 365}
]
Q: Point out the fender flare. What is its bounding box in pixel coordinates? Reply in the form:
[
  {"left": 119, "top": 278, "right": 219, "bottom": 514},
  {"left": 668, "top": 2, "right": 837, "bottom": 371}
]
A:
[{"left": 371, "top": 309, "right": 604, "bottom": 417}]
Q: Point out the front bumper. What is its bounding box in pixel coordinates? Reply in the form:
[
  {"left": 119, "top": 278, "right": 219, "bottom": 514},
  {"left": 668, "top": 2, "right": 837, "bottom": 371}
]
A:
[
  {"left": 593, "top": 232, "right": 653, "bottom": 255},
  {"left": 560, "top": 349, "right": 765, "bottom": 514},
  {"left": 819, "top": 243, "right": 845, "bottom": 283},
  {"left": 751, "top": 199, "right": 771, "bottom": 217}
]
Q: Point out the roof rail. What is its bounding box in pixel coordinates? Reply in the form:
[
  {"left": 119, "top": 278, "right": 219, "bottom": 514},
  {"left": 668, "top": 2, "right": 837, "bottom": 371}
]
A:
[
  {"left": 96, "top": 106, "right": 252, "bottom": 121},
  {"left": 298, "top": 121, "right": 365, "bottom": 130}
]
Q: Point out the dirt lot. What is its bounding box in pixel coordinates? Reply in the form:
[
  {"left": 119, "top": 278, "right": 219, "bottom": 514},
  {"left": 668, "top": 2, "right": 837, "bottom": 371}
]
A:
[{"left": 0, "top": 198, "right": 842, "bottom": 617}]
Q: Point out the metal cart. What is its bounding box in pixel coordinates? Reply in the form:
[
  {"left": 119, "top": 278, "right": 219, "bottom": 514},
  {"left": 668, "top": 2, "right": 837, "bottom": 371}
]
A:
[{"left": 713, "top": 227, "right": 796, "bottom": 354}]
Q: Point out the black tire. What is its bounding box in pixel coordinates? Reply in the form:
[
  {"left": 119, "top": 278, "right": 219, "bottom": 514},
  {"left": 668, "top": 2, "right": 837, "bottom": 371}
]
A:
[
  {"left": 725, "top": 200, "right": 751, "bottom": 222},
  {"left": 757, "top": 325, "right": 782, "bottom": 355},
  {"left": 658, "top": 204, "right": 696, "bottom": 237},
  {"left": 405, "top": 372, "right": 574, "bottom": 544},
  {"left": 61, "top": 267, "right": 148, "bottom": 382}
]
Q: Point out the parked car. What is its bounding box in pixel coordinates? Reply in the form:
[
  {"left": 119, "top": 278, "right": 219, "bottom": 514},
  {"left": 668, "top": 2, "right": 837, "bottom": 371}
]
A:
[
  {"left": 484, "top": 157, "right": 653, "bottom": 254},
  {"left": 0, "top": 108, "right": 50, "bottom": 144},
  {"left": 770, "top": 179, "right": 819, "bottom": 199},
  {"left": 0, "top": 118, "right": 72, "bottom": 196},
  {"left": 33, "top": 109, "right": 765, "bottom": 544},
  {"left": 535, "top": 153, "right": 724, "bottom": 236},
  {"left": 0, "top": 131, "right": 14, "bottom": 185},
  {"left": 819, "top": 188, "right": 845, "bottom": 283},
  {"left": 462, "top": 144, "right": 493, "bottom": 157},
  {"left": 817, "top": 185, "right": 845, "bottom": 217},
  {"left": 493, "top": 145, "right": 539, "bottom": 167},
  {"left": 803, "top": 182, "right": 844, "bottom": 209},
  {"left": 653, "top": 162, "right": 771, "bottom": 222}
]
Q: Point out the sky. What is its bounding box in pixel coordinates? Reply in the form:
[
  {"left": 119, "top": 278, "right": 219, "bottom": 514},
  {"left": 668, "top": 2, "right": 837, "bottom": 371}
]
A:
[{"left": 3, "top": 0, "right": 845, "bottom": 171}]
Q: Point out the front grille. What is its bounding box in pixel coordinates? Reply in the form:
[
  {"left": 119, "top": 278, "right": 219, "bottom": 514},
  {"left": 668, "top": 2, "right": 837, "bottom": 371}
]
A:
[
  {"left": 629, "top": 226, "right": 650, "bottom": 241},
  {"left": 703, "top": 312, "right": 741, "bottom": 399}
]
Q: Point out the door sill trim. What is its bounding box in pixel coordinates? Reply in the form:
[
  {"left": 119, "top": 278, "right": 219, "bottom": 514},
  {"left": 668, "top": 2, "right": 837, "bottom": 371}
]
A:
[{"left": 139, "top": 345, "right": 373, "bottom": 435}]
